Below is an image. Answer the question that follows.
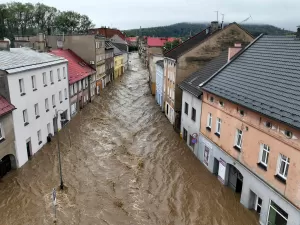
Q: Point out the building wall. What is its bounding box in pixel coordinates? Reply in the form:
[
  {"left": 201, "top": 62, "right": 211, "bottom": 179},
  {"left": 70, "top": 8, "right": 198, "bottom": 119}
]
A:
[
  {"left": 0, "top": 113, "right": 16, "bottom": 168},
  {"left": 122, "top": 52, "right": 128, "bottom": 70},
  {"left": 155, "top": 64, "right": 164, "bottom": 110},
  {"left": 200, "top": 91, "right": 300, "bottom": 208},
  {"left": 149, "top": 55, "right": 163, "bottom": 95},
  {"left": 164, "top": 58, "right": 176, "bottom": 123},
  {"left": 180, "top": 91, "right": 202, "bottom": 152},
  {"left": 0, "top": 70, "right": 10, "bottom": 102},
  {"left": 8, "top": 63, "right": 70, "bottom": 167},
  {"left": 114, "top": 55, "right": 123, "bottom": 79}
]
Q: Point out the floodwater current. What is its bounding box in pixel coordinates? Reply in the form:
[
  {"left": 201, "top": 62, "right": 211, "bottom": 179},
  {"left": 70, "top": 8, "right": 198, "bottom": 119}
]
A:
[{"left": 0, "top": 53, "right": 259, "bottom": 225}]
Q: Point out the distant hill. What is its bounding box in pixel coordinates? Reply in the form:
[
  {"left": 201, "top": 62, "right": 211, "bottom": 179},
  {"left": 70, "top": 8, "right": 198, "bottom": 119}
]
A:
[{"left": 124, "top": 22, "right": 294, "bottom": 38}]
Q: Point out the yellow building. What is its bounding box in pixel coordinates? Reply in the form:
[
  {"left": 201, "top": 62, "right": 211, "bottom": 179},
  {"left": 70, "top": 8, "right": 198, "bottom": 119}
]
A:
[{"left": 114, "top": 54, "right": 123, "bottom": 79}]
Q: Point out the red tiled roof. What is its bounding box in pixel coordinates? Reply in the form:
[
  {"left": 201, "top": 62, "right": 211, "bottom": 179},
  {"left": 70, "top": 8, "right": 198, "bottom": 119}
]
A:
[
  {"left": 50, "top": 49, "right": 96, "bottom": 85},
  {"left": 126, "top": 37, "right": 137, "bottom": 42},
  {"left": 147, "top": 37, "right": 180, "bottom": 47},
  {"left": 89, "top": 28, "right": 126, "bottom": 40},
  {"left": 0, "top": 96, "right": 15, "bottom": 117}
]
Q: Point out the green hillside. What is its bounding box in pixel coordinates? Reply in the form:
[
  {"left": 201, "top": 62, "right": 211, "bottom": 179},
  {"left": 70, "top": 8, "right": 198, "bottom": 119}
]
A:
[{"left": 124, "top": 22, "right": 294, "bottom": 38}]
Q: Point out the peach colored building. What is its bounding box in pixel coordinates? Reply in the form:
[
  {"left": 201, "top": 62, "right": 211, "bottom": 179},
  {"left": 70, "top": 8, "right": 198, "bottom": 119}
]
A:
[{"left": 198, "top": 34, "right": 300, "bottom": 225}]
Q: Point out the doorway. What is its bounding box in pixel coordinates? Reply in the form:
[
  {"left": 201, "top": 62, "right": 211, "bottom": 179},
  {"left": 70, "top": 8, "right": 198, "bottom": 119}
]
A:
[
  {"left": 53, "top": 116, "right": 58, "bottom": 133},
  {"left": 228, "top": 165, "right": 243, "bottom": 193},
  {"left": 26, "top": 138, "right": 32, "bottom": 160}
]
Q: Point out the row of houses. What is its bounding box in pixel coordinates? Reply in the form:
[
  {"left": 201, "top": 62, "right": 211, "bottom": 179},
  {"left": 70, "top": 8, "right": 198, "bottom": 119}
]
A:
[
  {"left": 151, "top": 21, "right": 300, "bottom": 225},
  {"left": 0, "top": 28, "right": 130, "bottom": 176}
]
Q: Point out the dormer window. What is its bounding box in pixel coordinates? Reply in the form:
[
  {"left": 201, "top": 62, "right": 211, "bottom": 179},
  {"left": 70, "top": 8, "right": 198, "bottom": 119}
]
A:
[
  {"left": 265, "top": 121, "right": 272, "bottom": 128},
  {"left": 209, "top": 96, "right": 214, "bottom": 103},
  {"left": 239, "top": 109, "right": 245, "bottom": 116},
  {"left": 219, "top": 101, "right": 224, "bottom": 107},
  {"left": 285, "top": 130, "right": 293, "bottom": 139}
]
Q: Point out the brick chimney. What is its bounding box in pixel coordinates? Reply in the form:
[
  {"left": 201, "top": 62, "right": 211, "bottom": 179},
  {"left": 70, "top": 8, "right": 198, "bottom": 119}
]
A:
[
  {"left": 211, "top": 21, "right": 219, "bottom": 33},
  {"left": 228, "top": 43, "right": 242, "bottom": 61},
  {"left": 0, "top": 40, "right": 10, "bottom": 51}
]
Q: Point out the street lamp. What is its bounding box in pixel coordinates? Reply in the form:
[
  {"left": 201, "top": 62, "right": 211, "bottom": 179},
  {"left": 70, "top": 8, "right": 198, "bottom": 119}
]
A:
[{"left": 55, "top": 109, "right": 67, "bottom": 190}]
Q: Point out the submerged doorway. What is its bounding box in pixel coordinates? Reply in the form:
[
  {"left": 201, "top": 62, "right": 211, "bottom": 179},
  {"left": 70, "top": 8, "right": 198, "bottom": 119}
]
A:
[
  {"left": 26, "top": 138, "right": 32, "bottom": 160},
  {"left": 228, "top": 165, "right": 243, "bottom": 193}
]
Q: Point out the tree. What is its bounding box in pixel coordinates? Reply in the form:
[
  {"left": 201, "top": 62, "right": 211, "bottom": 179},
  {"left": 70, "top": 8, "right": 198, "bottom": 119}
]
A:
[{"left": 164, "top": 39, "right": 180, "bottom": 52}]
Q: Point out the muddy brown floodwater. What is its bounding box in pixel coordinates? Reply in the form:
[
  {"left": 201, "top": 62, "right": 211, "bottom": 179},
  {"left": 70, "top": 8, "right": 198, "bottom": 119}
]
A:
[{"left": 0, "top": 53, "right": 259, "bottom": 225}]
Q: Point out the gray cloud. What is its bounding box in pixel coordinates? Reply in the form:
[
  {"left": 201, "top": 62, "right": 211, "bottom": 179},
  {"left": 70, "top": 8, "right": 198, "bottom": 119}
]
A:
[{"left": 16, "top": 0, "right": 299, "bottom": 30}]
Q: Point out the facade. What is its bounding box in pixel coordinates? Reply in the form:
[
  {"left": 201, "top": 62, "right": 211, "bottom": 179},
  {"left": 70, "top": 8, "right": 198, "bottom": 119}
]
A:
[
  {"left": 155, "top": 60, "right": 164, "bottom": 110},
  {"left": 0, "top": 96, "right": 16, "bottom": 176},
  {"left": 0, "top": 46, "right": 70, "bottom": 167},
  {"left": 112, "top": 42, "right": 129, "bottom": 71},
  {"left": 198, "top": 34, "right": 300, "bottom": 225},
  {"left": 89, "top": 27, "right": 126, "bottom": 41},
  {"left": 126, "top": 37, "right": 137, "bottom": 47},
  {"left": 46, "top": 34, "right": 105, "bottom": 95},
  {"left": 114, "top": 55, "right": 123, "bottom": 79},
  {"left": 149, "top": 54, "right": 163, "bottom": 95},
  {"left": 50, "top": 49, "right": 96, "bottom": 117},
  {"left": 163, "top": 22, "right": 254, "bottom": 132},
  {"left": 105, "top": 41, "right": 114, "bottom": 86}
]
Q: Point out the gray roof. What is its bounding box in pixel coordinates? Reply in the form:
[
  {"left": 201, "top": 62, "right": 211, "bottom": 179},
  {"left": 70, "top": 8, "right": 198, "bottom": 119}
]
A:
[
  {"left": 0, "top": 48, "right": 66, "bottom": 74},
  {"left": 156, "top": 60, "right": 164, "bottom": 68},
  {"left": 111, "top": 43, "right": 123, "bottom": 56},
  {"left": 202, "top": 35, "right": 300, "bottom": 129},
  {"left": 105, "top": 41, "right": 114, "bottom": 50},
  {"left": 112, "top": 43, "right": 127, "bottom": 52},
  {"left": 179, "top": 50, "right": 228, "bottom": 98}
]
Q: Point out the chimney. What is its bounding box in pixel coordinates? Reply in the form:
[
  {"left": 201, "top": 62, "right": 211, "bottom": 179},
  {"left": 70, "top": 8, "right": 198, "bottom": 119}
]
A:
[
  {"left": 211, "top": 21, "right": 219, "bottom": 33},
  {"left": 228, "top": 43, "right": 242, "bottom": 62},
  {"left": 0, "top": 40, "right": 10, "bottom": 51},
  {"left": 297, "top": 26, "right": 300, "bottom": 38}
]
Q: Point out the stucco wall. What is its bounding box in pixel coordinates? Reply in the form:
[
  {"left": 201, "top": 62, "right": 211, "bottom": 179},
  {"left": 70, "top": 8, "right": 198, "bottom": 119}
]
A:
[
  {"left": 0, "top": 70, "right": 10, "bottom": 102},
  {"left": 8, "top": 62, "right": 70, "bottom": 167},
  {"left": 201, "top": 91, "right": 300, "bottom": 208},
  {"left": 155, "top": 64, "right": 164, "bottom": 110}
]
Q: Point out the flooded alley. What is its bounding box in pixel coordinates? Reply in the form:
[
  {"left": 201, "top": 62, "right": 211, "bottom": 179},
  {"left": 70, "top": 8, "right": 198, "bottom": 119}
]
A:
[{"left": 0, "top": 53, "right": 259, "bottom": 225}]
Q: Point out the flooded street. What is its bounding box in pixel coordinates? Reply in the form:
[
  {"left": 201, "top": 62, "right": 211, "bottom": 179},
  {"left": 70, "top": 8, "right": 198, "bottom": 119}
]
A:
[{"left": 0, "top": 53, "right": 259, "bottom": 225}]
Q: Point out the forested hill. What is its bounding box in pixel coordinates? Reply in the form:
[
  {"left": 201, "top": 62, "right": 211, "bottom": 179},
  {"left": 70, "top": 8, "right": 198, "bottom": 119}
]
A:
[{"left": 124, "top": 22, "right": 293, "bottom": 38}]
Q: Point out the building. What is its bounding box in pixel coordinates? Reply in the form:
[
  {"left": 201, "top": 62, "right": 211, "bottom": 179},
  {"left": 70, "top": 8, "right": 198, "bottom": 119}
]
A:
[
  {"left": 105, "top": 41, "right": 114, "bottom": 85},
  {"left": 155, "top": 60, "right": 164, "bottom": 111},
  {"left": 126, "top": 37, "right": 138, "bottom": 47},
  {"left": 46, "top": 34, "right": 105, "bottom": 95},
  {"left": 178, "top": 45, "right": 241, "bottom": 157},
  {"left": 0, "top": 43, "right": 70, "bottom": 167},
  {"left": 149, "top": 54, "right": 164, "bottom": 95},
  {"left": 112, "top": 44, "right": 124, "bottom": 79},
  {"left": 0, "top": 95, "right": 16, "bottom": 177},
  {"left": 163, "top": 22, "right": 254, "bottom": 131},
  {"left": 113, "top": 42, "right": 129, "bottom": 71},
  {"left": 50, "top": 49, "right": 96, "bottom": 117},
  {"left": 199, "top": 34, "right": 300, "bottom": 225},
  {"left": 89, "top": 27, "right": 126, "bottom": 41}
]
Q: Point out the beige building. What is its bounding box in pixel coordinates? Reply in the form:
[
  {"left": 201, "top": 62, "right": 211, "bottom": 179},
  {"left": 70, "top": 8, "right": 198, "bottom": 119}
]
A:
[{"left": 163, "top": 22, "right": 253, "bottom": 131}]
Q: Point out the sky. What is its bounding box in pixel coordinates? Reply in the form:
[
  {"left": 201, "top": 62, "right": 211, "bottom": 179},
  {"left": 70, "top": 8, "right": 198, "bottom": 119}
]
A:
[{"left": 10, "top": 0, "right": 300, "bottom": 31}]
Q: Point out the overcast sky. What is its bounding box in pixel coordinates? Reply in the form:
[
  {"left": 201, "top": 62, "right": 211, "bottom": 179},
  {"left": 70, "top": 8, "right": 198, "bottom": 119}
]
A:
[{"left": 12, "top": 0, "right": 300, "bottom": 31}]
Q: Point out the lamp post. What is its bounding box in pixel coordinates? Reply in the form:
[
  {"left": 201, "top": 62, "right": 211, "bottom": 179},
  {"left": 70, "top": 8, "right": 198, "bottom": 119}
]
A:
[{"left": 55, "top": 109, "right": 66, "bottom": 190}]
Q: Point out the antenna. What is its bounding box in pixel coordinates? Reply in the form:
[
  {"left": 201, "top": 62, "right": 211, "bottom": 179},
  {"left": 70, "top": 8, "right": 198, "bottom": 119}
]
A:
[
  {"left": 240, "top": 14, "right": 253, "bottom": 24},
  {"left": 214, "top": 11, "right": 219, "bottom": 22}
]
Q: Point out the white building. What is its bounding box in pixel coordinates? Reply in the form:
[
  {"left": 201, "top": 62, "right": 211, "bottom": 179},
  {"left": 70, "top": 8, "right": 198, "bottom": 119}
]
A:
[{"left": 0, "top": 44, "right": 70, "bottom": 167}]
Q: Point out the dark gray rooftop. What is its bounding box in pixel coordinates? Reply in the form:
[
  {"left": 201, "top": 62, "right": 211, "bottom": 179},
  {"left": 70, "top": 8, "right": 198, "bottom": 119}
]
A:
[
  {"left": 112, "top": 43, "right": 127, "bottom": 52},
  {"left": 179, "top": 50, "right": 228, "bottom": 98},
  {"left": 202, "top": 35, "right": 300, "bottom": 129},
  {"left": 156, "top": 60, "right": 164, "bottom": 68}
]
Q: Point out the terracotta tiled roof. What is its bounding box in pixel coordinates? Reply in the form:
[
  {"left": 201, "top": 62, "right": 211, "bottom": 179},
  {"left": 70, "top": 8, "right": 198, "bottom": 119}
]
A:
[
  {"left": 147, "top": 37, "right": 179, "bottom": 47},
  {"left": 50, "top": 49, "right": 96, "bottom": 85},
  {"left": 89, "top": 28, "right": 126, "bottom": 40},
  {"left": 0, "top": 96, "right": 15, "bottom": 117},
  {"left": 126, "top": 37, "right": 137, "bottom": 42}
]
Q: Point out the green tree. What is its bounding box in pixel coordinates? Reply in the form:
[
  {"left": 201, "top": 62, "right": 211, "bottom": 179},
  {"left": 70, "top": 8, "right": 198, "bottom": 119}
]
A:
[{"left": 164, "top": 39, "right": 180, "bottom": 52}]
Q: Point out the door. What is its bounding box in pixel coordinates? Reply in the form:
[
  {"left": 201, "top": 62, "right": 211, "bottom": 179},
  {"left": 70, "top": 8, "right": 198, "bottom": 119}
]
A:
[
  {"left": 53, "top": 117, "right": 58, "bottom": 133},
  {"left": 26, "top": 138, "right": 32, "bottom": 160}
]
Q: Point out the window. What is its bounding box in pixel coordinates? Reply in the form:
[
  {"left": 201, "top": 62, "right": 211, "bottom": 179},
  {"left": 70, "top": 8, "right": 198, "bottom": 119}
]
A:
[
  {"left": 64, "top": 88, "right": 68, "bottom": 99},
  {"left": 216, "top": 118, "right": 221, "bottom": 135},
  {"left": 37, "top": 130, "right": 42, "bottom": 145},
  {"left": 183, "top": 128, "right": 188, "bottom": 142},
  {"left": 277, "top": 154, "right": 290, "bottom": 180},
  {"left": 50, "top": 70, "right": 54, "bottom": 84},
  {"left": 268, "top": 201, "right": 288, "bottom": 225},
  {"left": 23, "top": 109, "right": 28, "bottom": 125},
  {"left": 239, "top": 109, "right": 245, "bottom": 116},
  {"left": 235, "top": 129, "right": 243, "bottom": 149},
  {"left": 74, "top": 83, "right": 77, "bottom": 93},
  {"left": 259, "top": 144, "right": 270, "bottom": 167},
  {"left": 31, "top": 75, "right": 37, "bottom": 90},
  {"left": 209, "top": 96, "right": 214, "bottom": 102},
  {"left": 207, "top": 113, "right": 212, "bottom": 129},
  {"left": 184, "top": 102, "right": 188, "bottom": 115},
  {"left": 45, "top": 98, "right": 49, "bottom": 112},
  {"left": 52, "top": 94, "right": 56, "bottom": 108},
  {"left": 0, "top": 123, "right": 5, "bottom": 140},
  {"left": 59, "top": 91, "right": 62, "bottom": 103},
  {"left": 47, "top": 123, "right": 51, "bottom": 135},
  {"left": 189, "top": 135, "right": 194, "bottom": 146},
  {"left": 70, "top": 85, "right": 74, "bottom": 96},
  {"left": 78, "top": 81, "right": 82, "bottom": 91},
  {"left": 43, "top": 72, "right": 47, "bottom": 86},
  {"left": 255, "top": 196, "right": 262, "bottom": 214},
  {"left": 191, "top": 108, "right": 196, "bottom": 121},
  {"left": 19, "top": 79, "right": 25, "bottom": 95},
  {"left": 265, "top": 121, "right": 272, "bottom": 128},
  {"left": 284, "top": 130, "right": 293, "bottom": 139},
  {"left": 57, "top": 68, "right": 61, "bottom": 81},
  {"left": 34, "top": 103, "right": 40, "bottom": 118},
  {"left": 63, "top": 67, "right": 66, "bottom": 79},
  {"left": 219, "top": 101, "right": 224, "bottom": 107}
]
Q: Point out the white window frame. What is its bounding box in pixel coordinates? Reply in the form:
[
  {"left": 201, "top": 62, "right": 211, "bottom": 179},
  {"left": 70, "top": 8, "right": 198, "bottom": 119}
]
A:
[
  {"left": 31, "top": 75, "right": 37, "bottom": 90},
  {"left": 191, "top": 107, "right": 196, "bottom": 122},
  {"left": 23, "top": 109, "right": 28, "bottom": 124},
  {"left": 34, "top": 103, "right": 39, "bottom": 117},
  {"left": 235, "top": 129, "right": 243, "bottom": 148},
  {"left": 276, "top": 154, "right": 290, "bottom": 180},
  {"left": 0, "top": 123, "right": 5, "bottom": 140},
  {"left": 255, "top": 196, "right": 262, "bottom": 214},
  {"left": 57, "top": 68, "right": 61, "bottom": 81},
  {"left": 63, "top": 67, "right": 66, "bottom": 79},
  {"left": 216, "top": 118, "right": 221, "bottom": 134},
  {"left": 19, "top": 78, "right": 25, "bottom": 95},
  {"left": 37, "top": 130, "right": 42, "bottom": 144},
  {"left": 59, "top": 91, "right": 62, "bottom": 103},
  {"left": 47, "top": 123, "right": 51, "bottom": 134},
  {"left": 52, "top": 94, "right": 56, "bottom": 107},
  {"left": 45, "top": 98, "right": 49, "bottom": 111},
  {"left": 259, "top": 144, "right": 270, "bottom": 166},
  {"left": 267, "top": 200, "right": 288, "bottom": 223},
  {"left": 43, "top": 72, "right": 47, "bottom": 86},
  {"left": 207, "top": 113, "right": 212, "bottom": 128},
  {"left": 50, "top": 70, "right": 54, "bottom": 84},
  {"left": 70, "top": 85, "right": 74, "bottom": 96},
  {"left": 64, "top": 88, "right": 67, "bottom": 99}
]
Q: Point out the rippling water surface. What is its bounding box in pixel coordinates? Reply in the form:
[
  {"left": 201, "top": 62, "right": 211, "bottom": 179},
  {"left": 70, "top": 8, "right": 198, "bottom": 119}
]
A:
[{"left": 0, "top": 53, "right": 259, "bottom": 225}]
